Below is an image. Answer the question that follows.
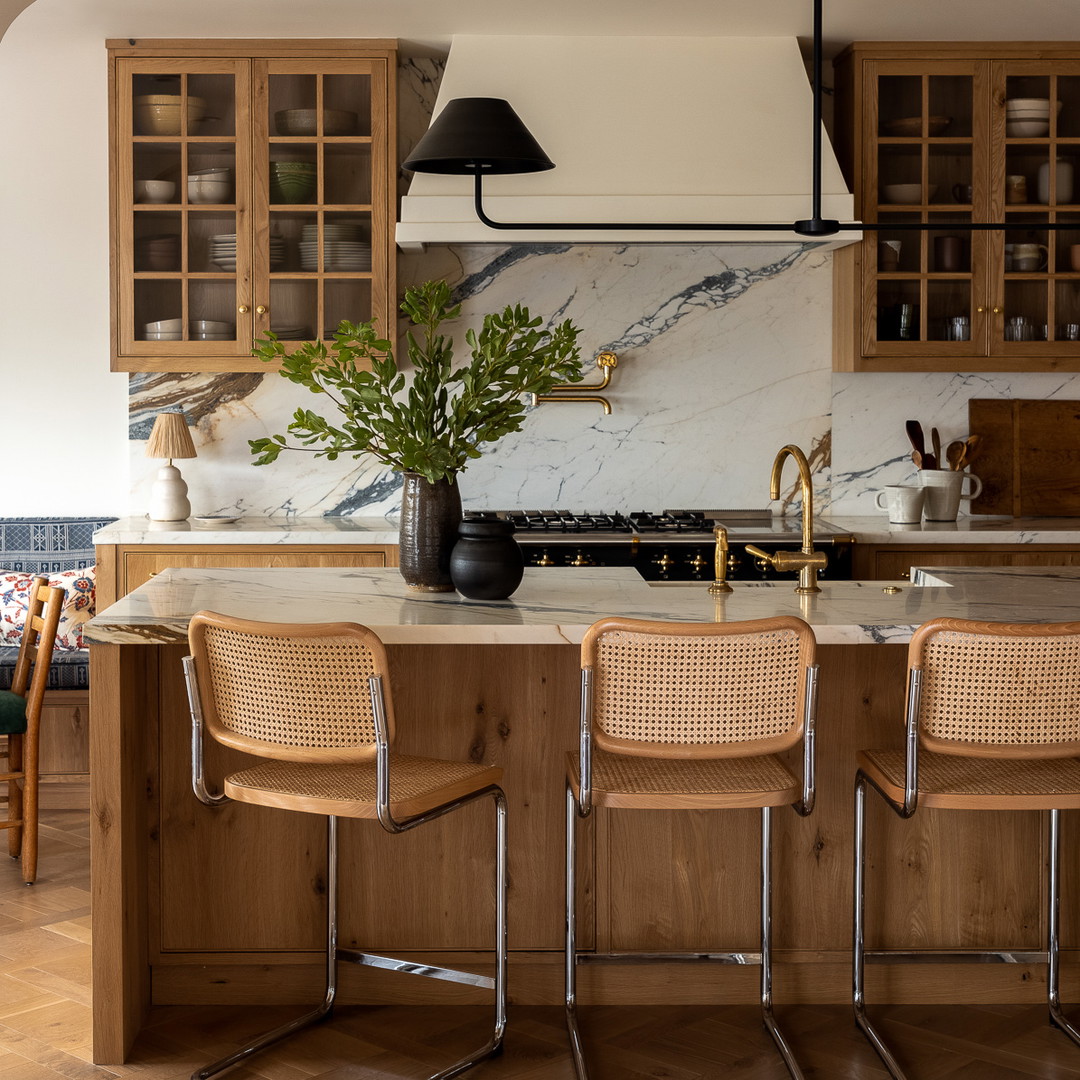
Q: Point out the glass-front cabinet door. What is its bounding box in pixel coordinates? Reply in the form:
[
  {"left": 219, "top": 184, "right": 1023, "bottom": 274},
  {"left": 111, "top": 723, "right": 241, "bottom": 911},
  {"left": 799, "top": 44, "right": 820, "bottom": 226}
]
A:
[
  {"left": 109, "top": 42, "right": 396, "bottom": 373},
  {"left": 990, "top": 61, "right": 1080, "bottom": 357},
  {"left": 254, "top": 59, "right": 390, "bottom": 348},
  {"left": 115, "top": 59, "right": 252, "bottom": 368},
  {"left": 862, "top": 61, "right": 988, "bottom": 361}
]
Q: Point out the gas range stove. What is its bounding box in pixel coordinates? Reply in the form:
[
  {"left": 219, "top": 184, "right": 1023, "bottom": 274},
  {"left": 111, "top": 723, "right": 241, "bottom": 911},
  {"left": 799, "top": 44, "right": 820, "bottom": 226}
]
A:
[{"left": 463, "top": 510, "right": 854, "bottom": 581}]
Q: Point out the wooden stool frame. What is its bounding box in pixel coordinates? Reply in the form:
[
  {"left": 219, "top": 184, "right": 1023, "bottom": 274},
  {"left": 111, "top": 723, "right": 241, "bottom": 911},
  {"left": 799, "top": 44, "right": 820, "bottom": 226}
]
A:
[
  {"left": 182, "top": 616, "right": 508, "bottom": 1080},
  {"left": 564, "top": 616, "right": 819, "bottom": 1080},
  {"left": 853, "top": 617, "right": 1080, "bottom": 1079}
]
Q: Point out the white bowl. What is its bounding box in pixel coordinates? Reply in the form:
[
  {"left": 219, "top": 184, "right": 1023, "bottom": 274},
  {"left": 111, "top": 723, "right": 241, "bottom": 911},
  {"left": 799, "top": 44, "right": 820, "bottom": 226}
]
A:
[
  {"left": 143, "top": 331, "right": 182, "bottom": 341},
  {"left": 882, "top": 183, "right": 935, "bottom": 204},
  {"left": 187, "top": 179, "right": 232, "bottom": 203},
  {"left": 144, "top": 318, "right": 182, "bottom": 332},
  {"left": 189, "top": 167, "right": 232, "bottom": 180},
  {"left": 1006, "top": 97, "right": 1057, "bottom": 113},
  {"left": 1007, "top": 120, "right": 1050, "bottom": 137},
  {"left": 191, "top": 319, "right": 234, "bottom": 332},
  {"left": 134, "top": 179, "right": 175, "bottom": 204}
]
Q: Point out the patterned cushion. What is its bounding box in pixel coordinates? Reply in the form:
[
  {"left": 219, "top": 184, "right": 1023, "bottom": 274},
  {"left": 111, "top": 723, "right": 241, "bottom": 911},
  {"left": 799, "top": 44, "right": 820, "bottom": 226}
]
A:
[
  {"left": 0, "top": 646, "right": 89, "bottom": 691},
  {"left": 0, "top": 518, "right": 111, "bottom": 573},
  {"left": 0, "top": 567, "right": 95, "bottom": 650}
]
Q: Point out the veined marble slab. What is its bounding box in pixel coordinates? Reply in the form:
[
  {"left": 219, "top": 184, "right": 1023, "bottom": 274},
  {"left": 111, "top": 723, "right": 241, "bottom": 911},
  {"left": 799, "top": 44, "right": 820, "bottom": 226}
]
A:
[
  {"left": 825, "top": 515, "right": 1080, "bottom": 544},
  {"left": 94, "top": 514, "right": 1080, "bottom": 548},
  {"left": 84, "top": 565, "right": 1080, "bottom": 649},
  {"left": 93, "top": 516, "right": 399, "bottom": 546}
]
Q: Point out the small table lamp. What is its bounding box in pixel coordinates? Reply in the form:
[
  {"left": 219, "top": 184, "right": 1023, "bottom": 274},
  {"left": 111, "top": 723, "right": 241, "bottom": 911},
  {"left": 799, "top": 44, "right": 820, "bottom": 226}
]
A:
[{"left": 146, "top": 412, "right": 197, "bottom": 522}]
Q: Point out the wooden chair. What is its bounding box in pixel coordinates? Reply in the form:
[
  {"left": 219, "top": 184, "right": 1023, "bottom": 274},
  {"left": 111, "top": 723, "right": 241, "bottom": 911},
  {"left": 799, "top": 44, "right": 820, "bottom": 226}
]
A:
[
  {"left": 854, "top": 616, "right": 1080, "bottom": 1079},
  {"left": 565, "top": 615, "right": 819, "bottom": 1079},
  {"left": 183, "top": 611, "right": 508, "bottom": 1080},
  {"left": 0, "top": 575, "right": 65, "bottom": 884}
]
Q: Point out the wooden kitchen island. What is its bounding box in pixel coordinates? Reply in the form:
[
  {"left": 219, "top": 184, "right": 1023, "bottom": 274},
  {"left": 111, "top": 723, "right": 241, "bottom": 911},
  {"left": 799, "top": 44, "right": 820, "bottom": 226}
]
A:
[{"left": 85, "top": 564, "right": 1080, "bottom": 1063}]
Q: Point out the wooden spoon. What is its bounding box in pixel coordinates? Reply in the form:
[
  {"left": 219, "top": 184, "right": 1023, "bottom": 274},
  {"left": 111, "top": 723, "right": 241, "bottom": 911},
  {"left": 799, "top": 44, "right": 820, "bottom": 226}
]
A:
[
  {"left": 911, "top": 449, "right": 923, "bottom": 469},
  {"left": 905, "top": 419, "right": 926, "bottom": 461},
  {"left": 931, "top": 427, "right": 942, "bottom": 467},
  {"left": 945, "top": 440, "right": 965, "bottom": 470}
]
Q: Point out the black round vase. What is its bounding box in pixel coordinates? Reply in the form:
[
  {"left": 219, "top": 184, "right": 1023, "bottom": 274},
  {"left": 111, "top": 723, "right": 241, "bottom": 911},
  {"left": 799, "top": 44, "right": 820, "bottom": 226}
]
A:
[
  {"left": 398, "top": 472, "right": 462, "bottom": 592},
  {"left": 449, "top": 520, "right": 524, "bottom": 600}
]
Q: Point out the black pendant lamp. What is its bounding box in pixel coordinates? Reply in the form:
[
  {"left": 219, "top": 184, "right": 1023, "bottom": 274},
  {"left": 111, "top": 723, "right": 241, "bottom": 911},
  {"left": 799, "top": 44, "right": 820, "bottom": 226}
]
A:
[{"left": 403, "top": 0, "right": 1067, "bottom": 237}]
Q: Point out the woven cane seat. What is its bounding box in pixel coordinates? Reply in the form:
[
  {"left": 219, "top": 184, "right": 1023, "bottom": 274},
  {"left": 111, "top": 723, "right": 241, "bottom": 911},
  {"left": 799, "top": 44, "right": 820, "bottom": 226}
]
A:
[
  {"left": 859, "top": 747, "right": 1080, "bottom": 811},
  {"left": 566, "top": 748, "right": 799, "bottom": 810},
  {"left": 225, "top": 755, "right": 503, "bottom": 819}
]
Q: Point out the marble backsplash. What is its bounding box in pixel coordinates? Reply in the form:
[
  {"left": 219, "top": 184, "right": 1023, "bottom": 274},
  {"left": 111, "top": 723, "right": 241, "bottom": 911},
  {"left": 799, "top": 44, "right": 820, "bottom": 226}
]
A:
[{"left": 127, "top": 57, "right": 1080, "bottom": 521}]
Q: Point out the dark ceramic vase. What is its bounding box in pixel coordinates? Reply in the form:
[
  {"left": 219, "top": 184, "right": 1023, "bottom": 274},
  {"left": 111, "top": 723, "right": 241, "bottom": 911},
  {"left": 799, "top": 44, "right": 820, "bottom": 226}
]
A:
[
  {"left": 398, "top": 472, "right": 462, "bottom": 592},
  {"left": 449, "top": 519, "right": 525, "bottom": 600}
]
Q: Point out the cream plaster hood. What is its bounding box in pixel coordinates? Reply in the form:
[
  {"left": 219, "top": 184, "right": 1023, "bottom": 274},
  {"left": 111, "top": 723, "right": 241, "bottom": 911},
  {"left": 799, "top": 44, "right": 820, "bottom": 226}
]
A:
[{"left": 396, "top": 35, "right": 860, "bottom": 249}]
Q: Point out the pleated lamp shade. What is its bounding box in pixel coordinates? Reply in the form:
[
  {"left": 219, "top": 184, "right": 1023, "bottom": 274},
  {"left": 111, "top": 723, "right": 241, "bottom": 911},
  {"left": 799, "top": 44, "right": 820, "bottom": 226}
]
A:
[{"left": 146, "top": 412, "right": 197, "bottom": 461}]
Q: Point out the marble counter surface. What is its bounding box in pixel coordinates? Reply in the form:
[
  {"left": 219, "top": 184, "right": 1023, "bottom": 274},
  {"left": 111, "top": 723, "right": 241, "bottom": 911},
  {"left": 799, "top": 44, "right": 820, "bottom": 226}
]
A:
[
  {"left": 94, "top": 514, "right": 1080, "bottom": 548},
  {"left": 93, "top": 515, "right": 400, "bottom": 545},
  {"left": 84, "top": 564, "right": 1080, "bottom": 648}
]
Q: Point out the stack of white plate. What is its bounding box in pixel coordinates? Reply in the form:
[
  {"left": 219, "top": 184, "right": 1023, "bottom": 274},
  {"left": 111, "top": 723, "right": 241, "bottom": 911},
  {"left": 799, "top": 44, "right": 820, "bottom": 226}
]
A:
[
  {"left": 299, "top": 240, "right": 372, "bottom": 271},
  {"left": 300, "top": 222, "right": 364, "bottom": 243},
  {"left": 270, "top": 325, "right": 310, "bottom": 340},
  {"left": 191, "top": 319, "right": 234, "bottom": 341},
  {"left": 208, "top": 234, "right": 285, "bottom": 272}
]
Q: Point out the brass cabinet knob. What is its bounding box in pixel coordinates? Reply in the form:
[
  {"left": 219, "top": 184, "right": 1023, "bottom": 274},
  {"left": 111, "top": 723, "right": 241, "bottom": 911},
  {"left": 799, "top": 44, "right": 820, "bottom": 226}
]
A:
[
  {"left": 256, "top": 305, "right": 268, "bottom": 315},
  {"left": 238, "top": 305, "right": 249, "bottom": 314},
  {"left": 976, "top": 306, "right": 985, "bottom": 313},
  {"left": 993, "top": 307, "right": 1003, "bottom": 314}
]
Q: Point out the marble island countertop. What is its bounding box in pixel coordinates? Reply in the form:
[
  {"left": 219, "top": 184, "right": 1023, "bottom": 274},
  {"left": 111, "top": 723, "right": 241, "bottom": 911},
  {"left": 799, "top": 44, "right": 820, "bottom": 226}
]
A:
[
  {"left": 93, "top": 514, "right": 1080, "bottom": 547},
  {"left": 85, "top": 564, "right": 1080, "bottom": 649}
]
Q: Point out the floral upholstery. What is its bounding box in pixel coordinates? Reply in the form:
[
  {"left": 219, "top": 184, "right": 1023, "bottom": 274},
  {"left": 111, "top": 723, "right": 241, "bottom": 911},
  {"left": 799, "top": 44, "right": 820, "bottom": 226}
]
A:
[{"left": 0, "top": 517, "right": 114, "bottom": 692}]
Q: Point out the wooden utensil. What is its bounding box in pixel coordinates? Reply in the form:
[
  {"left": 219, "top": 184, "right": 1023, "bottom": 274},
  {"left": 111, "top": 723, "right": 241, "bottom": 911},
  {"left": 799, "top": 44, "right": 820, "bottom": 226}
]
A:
[
  {"left": 905, "top": 420, "right": 926, "bottom": 467},
  {"left": 945, "top": 440, "right": 965, "bottom": 470},
  {"left": 931, "top": 427, "right": 942, "bottom": 469},
  {"left": 911, "top": 449, "right": 923, "bottom": 469}
]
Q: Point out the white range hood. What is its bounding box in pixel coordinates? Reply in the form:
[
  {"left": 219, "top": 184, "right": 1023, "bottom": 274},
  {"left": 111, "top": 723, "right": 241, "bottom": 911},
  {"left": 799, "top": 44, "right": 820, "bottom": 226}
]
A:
[{"left": 396, "top": 35, "right": 861, "bottom": 250}]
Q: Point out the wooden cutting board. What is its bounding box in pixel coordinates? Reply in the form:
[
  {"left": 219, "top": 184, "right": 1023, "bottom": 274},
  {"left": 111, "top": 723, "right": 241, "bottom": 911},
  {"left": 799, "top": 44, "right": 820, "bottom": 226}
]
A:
[{"left": 968, "top": 399, "right": 1080, "bottom": 516}]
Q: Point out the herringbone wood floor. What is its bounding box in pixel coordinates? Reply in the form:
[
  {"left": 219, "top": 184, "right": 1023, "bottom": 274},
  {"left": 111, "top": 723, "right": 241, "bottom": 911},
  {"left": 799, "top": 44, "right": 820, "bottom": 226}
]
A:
[{"left": 6, "top": 812, "right": 1080, "bottom": 1078}]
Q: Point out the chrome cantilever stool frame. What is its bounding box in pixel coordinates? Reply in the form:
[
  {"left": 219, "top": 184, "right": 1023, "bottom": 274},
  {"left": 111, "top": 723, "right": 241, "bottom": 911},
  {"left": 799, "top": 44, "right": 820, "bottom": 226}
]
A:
[
  {"left": 854, "top": 616, "right": 1080, "bottom": 1079},
  {"left": 565, "top": 615, "right": 819, "bottom": 1080},
  {"left": 183, "top": 612, "right": 508, "bottom": 1080}
]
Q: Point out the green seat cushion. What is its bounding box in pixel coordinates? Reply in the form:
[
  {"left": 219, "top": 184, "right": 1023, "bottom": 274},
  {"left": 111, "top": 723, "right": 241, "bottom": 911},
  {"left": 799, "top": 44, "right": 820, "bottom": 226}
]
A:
[{"left": 0, "top": 689, "right": 27, "bottom": 735}]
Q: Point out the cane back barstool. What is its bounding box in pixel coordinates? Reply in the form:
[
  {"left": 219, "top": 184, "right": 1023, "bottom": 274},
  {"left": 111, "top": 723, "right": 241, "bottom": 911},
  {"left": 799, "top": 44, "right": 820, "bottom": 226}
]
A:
[
  {"left": 183, "top": 612, "right": 508, "bottom": 1080},
  {"left": 854, "top": 616, "right": 1080, "bottom": 1078},
  {"left": 1, "top": 575, "right": 65, "bottom": 885},
  {"left": 565, "top": 615, "right": 819, "bottom": 1079}
]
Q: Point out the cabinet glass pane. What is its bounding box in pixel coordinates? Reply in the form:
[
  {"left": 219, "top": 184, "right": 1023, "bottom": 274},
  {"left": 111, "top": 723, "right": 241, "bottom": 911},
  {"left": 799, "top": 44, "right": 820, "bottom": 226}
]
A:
[
  {"left": 134, "top": 212, "right": 181, "bottom": 272},
  {"left": 132, "top": 72, "right": 233, "bottom": 138},
  {"left": 878, "top": 76, "right": 922, "bottom": 137},
  {"left": 134, "top": 280, "right": 181, "bottom": 338},
  {"left": 324, "top": 280, "right": 372, "bottom": 334},
  {"left": 1004, "top": 280, "right": 1049, "bottom": 339},
  {"left": 930, "top": 146, "right": 972, "bottom": 207},
  {"left": 928, "top": 76, "right": 973, "bottom": 139},
  {"left": 927, "top": 281, "right": 973, "bottom": 341},
  {"left": 189, "top": 282, "right": 239, "bottom": 340},
  {"left": 268, "top": 280, "right": 317, "bottom": 340}
]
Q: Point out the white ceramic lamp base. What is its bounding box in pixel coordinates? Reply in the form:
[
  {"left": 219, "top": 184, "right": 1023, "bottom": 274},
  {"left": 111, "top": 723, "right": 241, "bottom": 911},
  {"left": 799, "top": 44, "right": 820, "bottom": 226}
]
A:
[{"left": 148, "top": 463, "right": 191, "bottom": 522}]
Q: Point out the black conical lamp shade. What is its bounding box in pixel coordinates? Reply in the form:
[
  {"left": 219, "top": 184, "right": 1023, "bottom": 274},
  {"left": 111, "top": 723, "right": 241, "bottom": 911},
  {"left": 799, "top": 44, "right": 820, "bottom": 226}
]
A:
[{"left": 403, "top": 97, "right": 555, "bottom": 176}]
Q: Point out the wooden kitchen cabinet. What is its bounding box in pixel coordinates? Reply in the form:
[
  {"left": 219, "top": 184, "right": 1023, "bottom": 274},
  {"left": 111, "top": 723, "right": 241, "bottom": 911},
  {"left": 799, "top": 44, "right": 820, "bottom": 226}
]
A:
[
  {"left": 834, "top": 43, "right": 1080, "bottom": 372},
  {"left": 852, "top": 541, "right": 1080, "bottom": 580},
  {"left": 94, "top": 542, "right": 399, "bottom": 608},
  {"left": 107, "top": 39, "right": 396, "bottom": 373}
]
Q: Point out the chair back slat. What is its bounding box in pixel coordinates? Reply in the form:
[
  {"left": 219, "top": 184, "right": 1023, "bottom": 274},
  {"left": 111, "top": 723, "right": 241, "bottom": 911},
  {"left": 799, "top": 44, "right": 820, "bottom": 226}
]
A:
[
  {"left": 188, "top": 612, "right": 394, "bottom": 763},
  {"left": 582, "top": 616, "right": 816, "bottom": 759},
  {"left": 909, "top": 617, "right": 1080, "bottom": 758},
  {"left": 11, "top": 578, "right": 65, "bottom": 712}
]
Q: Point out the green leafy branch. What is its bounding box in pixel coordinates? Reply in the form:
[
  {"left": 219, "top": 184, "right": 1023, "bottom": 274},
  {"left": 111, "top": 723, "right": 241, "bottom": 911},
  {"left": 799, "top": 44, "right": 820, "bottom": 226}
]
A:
[{"left": 249, "top": 279, "right": 584, "bottom": 485}]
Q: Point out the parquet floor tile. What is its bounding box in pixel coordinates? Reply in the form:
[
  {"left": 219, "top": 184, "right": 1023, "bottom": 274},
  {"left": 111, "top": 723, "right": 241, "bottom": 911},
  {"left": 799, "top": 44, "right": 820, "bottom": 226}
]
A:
[{"left": 8, "top": 810, "right": 1080, "bottom": 1078}]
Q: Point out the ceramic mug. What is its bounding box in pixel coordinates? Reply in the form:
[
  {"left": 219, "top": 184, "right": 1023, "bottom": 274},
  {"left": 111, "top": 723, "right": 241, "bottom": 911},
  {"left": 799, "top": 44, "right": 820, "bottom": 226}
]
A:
[
  {"left": 934, "top": 235, "right": 963, "bottom": 272},
  {"left": 1013, "top": 242, "right": 1049, "bottom": 271},
  {"left": 919, "top": 468, "right": 983, "bottom": 521},
  {"left": 1006, "top": 174, "right": 1028, "bottom": 203},
  {"left": 878, "top": 239, "right": 901, "bottom": 270},
  {"left": 875, "top": 485, "right": 925, "bottom": 524}
]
